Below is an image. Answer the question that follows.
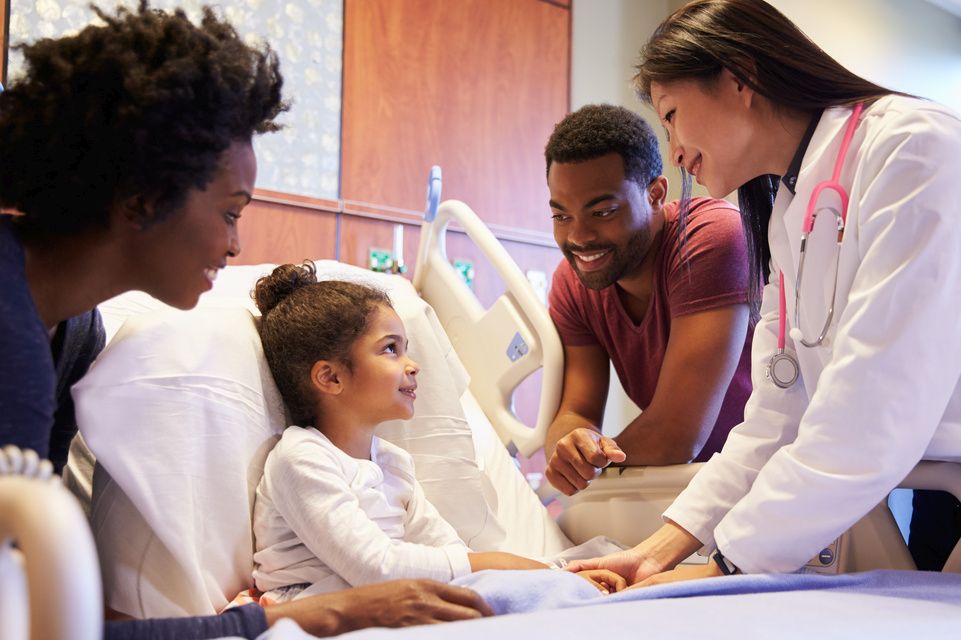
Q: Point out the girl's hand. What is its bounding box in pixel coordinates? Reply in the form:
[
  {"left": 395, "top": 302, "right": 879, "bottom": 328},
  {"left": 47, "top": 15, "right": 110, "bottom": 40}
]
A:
[{"left": 576, "top": 569, "right": 628, "bottom": 594}]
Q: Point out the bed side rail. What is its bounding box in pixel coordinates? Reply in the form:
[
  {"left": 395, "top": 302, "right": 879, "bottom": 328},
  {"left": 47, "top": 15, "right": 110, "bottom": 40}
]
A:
[
  {"left": 0, "top": 447, "right": 103, "bottom": 640},
  {"left": 413, "top": 199, "right": 562, "bottom": 457}
]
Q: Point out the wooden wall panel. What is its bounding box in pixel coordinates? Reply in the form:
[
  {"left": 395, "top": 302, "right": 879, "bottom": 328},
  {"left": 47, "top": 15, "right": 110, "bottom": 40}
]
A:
[
  {"left": 338, "top": 217, "right": 563, "bottom": 312},
  {"left": 441, "top": 234, "right": 562, "bottom": 310},
  {"left": 231, "top": 196, "right": 338, "bottom": 266},
  {"left": 339, "top": 215, "right": 423, "bottom": 270},
  {"left": 342, "top": 0, "right": 570, "bottom": 232}
]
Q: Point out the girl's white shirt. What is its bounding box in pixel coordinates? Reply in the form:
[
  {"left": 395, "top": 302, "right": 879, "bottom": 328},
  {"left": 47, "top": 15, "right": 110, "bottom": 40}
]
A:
[
  {"left": 253, "top": 426, "right": 471, "bottom": 598},
  {"left": 665, "top": 95, "right": 961, "bottom": 573}
]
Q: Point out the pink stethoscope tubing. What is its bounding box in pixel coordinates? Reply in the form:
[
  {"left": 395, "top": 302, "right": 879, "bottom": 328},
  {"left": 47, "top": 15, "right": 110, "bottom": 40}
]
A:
[{"left": 768, "top": 103, "right": 863, "bottom": 389}]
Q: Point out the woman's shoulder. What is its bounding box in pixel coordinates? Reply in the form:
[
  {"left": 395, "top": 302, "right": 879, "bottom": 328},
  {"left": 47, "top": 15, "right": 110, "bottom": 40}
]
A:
[
  {"left": 862, "top": 95, "right": 961, "bottom": 141},
  {"left": 852, "top": 95, "right": 961, "bottom": 179}
]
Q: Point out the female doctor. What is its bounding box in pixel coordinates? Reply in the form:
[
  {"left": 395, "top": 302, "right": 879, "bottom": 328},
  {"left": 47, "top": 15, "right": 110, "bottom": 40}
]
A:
[{"left": 568, "top": 0, "right": 961, "bottom": 583}]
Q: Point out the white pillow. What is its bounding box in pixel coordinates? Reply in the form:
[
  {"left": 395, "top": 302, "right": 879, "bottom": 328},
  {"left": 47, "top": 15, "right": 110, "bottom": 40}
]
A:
[
  {"left": 77, "top": 306, "right": 285, "bottom": 616},
  {"left": 75, "top": 264, "right": 497, "bottom": 615}
]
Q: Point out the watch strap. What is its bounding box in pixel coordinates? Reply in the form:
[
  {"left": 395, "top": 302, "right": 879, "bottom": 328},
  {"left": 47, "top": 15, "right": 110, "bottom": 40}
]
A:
[{"left": 712, "top": 550, "right": 738, "bottom": 575}]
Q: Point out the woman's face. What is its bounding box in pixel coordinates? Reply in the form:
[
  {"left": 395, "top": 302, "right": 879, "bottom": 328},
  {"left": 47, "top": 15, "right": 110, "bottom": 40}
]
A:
[
  {"left": 650, "top": 73, "right": 757, "bottom": 198},
  {"left": 132, "top": 140, "right": 257, "bottom": 309}
]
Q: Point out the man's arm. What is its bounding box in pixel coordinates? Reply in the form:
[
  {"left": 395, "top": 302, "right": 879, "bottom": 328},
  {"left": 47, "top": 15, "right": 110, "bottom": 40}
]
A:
[
  {"left": 613, "top": 304, "right": 749, "bottom": 465},
  {"left": 545, "top": 342, "right": 610, "bottom": 455},
  {"left": 544, "top": 343, "right": 626, "bottom": 495}
]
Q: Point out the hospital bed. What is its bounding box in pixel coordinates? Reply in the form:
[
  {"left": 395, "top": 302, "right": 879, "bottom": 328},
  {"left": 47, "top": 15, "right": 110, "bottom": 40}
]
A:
[{"left": 6, "top": 172, "right": 961, "bottom": 638}]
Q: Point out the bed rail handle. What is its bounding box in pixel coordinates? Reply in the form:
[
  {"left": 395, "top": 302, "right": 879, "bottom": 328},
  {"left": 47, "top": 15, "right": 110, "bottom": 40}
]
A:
[
  {"left": 414, "top": 199, "right": 562, "bottom": 457},
  {"left": 0, "top": 447, "right": 103, "bottom": 640}
]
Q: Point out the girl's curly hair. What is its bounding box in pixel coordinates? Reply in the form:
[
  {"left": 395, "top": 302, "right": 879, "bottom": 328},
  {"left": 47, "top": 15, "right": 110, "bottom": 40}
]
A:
[{"left": 0, "top": 1, "right": 289, "bottom": 237}]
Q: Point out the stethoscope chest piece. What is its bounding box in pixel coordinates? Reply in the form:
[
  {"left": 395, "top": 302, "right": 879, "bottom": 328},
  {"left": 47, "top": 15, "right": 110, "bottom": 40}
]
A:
[{"left": 768, "top": 351, "right": 800, "bottom": 389}]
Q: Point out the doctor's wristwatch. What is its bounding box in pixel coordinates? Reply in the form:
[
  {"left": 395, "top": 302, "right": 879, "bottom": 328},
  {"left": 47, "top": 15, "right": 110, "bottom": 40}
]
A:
[{"left": 712, "top": 550, "right": 740, "bottom": 575}]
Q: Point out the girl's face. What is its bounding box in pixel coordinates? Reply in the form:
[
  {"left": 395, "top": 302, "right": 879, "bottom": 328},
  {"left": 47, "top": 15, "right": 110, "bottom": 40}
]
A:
[
  {"left": 342, "top": 305, "right": 420, "bottom": 425},
  {"left": 650, "top": 72, "right": 757, "bottom": 198},
  {"left": 129, "top": 140, "right": 257, "bottom": 309}
]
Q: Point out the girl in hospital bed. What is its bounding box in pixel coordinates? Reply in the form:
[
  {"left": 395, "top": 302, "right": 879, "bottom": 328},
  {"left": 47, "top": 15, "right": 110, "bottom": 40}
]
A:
[{"left": 249, "top": 262, "right": 622, "bottom": 603}]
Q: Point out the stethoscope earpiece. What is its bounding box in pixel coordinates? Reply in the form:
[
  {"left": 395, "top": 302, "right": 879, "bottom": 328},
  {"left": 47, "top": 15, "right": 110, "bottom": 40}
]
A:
[{"left": 788, "top": 327, "right": 804, "bottom": 342}]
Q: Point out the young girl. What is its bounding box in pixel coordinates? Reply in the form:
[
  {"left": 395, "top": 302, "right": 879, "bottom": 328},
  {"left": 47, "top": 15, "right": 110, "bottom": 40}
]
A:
[{"left": 251, "top": 263, "right": 622, "bottom": 602}]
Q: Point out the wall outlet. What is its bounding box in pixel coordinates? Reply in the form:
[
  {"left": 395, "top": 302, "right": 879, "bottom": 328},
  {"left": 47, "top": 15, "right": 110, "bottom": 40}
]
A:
[{"left": 369, "top": 248, "right": 392, "bottom": 272}]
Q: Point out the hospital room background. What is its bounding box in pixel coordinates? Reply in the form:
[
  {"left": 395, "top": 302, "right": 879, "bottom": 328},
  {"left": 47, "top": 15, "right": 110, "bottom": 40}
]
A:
[
  {"left": 3, "top": 0, "right": 961, "bottom": 531},
  {"left": 0, "top": 0, "right": 961, "bottom": 637},
  {"left": 2, "top": 0, "right": 961, "bottom": 628}
]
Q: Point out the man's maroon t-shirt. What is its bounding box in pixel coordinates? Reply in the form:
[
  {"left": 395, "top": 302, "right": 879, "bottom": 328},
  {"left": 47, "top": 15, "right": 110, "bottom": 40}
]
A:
[{"left": 548, "top": 197, "right": 753, "bottom": 461}]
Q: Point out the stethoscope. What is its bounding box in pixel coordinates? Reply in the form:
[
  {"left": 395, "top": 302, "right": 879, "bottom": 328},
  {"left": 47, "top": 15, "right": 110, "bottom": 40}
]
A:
[{"left": 767, "top": 103, "right": 864, "bottom": 389}]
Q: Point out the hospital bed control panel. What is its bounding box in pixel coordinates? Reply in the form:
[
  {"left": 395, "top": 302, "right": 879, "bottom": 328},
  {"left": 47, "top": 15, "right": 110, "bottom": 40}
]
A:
[
  {"left": 801, "top": 539, "right": 840, "bottom": 574},
  {"left": 507, "top": 332, "right": 530, "bottom": 362}
]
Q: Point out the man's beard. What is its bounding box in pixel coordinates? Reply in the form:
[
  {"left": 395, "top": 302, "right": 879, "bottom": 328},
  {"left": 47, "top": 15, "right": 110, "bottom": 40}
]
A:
[{"left": 563, "top": 228, "right": 651, "bottom": 291}]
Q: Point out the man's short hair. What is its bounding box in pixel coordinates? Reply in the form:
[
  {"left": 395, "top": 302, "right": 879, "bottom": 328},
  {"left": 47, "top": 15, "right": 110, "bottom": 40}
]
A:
[{"left": 545, "top": 104, "right": 662, "bottom": 186}]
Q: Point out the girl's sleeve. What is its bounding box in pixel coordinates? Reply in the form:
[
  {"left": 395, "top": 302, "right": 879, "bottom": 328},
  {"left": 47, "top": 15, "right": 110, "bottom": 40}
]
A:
[{"left": 269, "top": 442, "right": 468, "bottom": 585}]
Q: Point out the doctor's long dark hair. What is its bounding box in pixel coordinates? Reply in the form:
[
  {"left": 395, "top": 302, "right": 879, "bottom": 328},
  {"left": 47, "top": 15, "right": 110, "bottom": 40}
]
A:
[{"left": 634, "top": 0, "right": 898, "bottom": 318}]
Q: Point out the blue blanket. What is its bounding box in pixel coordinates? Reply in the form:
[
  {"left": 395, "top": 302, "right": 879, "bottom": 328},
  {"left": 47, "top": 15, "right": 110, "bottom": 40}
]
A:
[
  {"left": 319, "top": 570, "right": 961, "bottom": 639},
  {"left": 453, "top": 567, "right": 961, "bottom": 614}
]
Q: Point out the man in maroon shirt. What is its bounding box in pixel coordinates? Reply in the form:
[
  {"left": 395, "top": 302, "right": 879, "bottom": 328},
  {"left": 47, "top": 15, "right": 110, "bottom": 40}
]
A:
[{"left": 543, "top": 104, "right": 754, "bottom": 496}]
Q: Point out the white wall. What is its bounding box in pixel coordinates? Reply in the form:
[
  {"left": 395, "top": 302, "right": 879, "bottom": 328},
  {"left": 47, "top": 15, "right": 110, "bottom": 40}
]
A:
[
  {"left": 773, "top": 0, "right": 961, "bottom": 111},
  {"left": 570, "top": 0, "right": 961, "bottom": 435}
]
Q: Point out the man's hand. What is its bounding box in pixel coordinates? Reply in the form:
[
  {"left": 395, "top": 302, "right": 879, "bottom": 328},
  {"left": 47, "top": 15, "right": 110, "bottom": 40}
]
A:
[
  {"left": 545, "top": 427, "right": 626, "bottom": 496},
  {"left": 264, "top": 579, "right": 494, "bottom": 636}
]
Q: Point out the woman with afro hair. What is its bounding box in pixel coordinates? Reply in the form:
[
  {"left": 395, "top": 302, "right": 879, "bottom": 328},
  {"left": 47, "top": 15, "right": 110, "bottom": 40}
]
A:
[{"left": 0, "top": 2, "right": 491, "bottom": 637}]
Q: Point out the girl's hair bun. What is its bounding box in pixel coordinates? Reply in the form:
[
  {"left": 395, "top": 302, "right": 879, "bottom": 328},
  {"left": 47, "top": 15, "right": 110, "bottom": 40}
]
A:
[{"left": 253, "top": 261, "right": 318, "bottom": 315}]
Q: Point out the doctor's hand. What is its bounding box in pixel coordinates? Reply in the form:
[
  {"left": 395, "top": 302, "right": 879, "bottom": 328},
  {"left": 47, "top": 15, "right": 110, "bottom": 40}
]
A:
[
  {"left": 264, "top": 579, "right": 494, "bottom": 635},
  {"left": 565, "top": 548, "right": 659, "bottom": 586},
  {"left": 632, "top": 561, "right": 724, "bottom": 589},
  {"left": 545, "top": 427, "right": 626, "bottom": 496}
]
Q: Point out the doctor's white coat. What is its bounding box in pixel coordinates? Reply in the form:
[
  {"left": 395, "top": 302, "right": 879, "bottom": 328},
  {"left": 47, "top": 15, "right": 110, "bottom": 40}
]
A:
[{"left": 664, "top": 94, "right": 961, "bottom": 574}]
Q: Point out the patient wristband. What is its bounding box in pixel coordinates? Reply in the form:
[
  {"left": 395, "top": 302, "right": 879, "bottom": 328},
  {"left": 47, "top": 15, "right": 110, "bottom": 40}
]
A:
[{"left": 712, "top": 550, "right": 739, "bottom": 576}]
